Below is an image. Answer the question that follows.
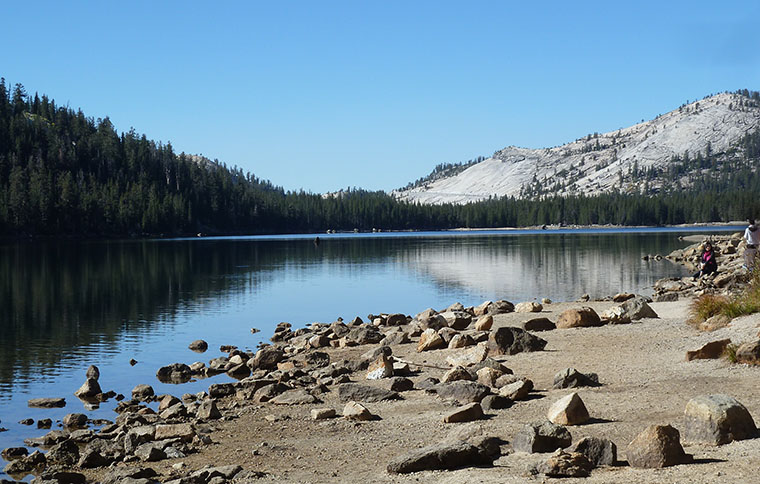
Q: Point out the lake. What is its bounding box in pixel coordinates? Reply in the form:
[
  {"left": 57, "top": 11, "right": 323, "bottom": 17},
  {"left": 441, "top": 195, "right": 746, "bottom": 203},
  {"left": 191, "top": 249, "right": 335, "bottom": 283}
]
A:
[{"left": 0, "top": 226, "right": 741, "bottom": 476}]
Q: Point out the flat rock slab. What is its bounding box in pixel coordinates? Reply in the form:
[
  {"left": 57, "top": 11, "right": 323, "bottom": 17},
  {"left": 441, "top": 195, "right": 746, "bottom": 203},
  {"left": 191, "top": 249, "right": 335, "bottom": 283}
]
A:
[
  {"left": 683, "top": 394, "right": 757, "bottom": 445},
  {"left": 443, "top": 403, "right": 485, "bottom": 423},
  {"left": 387, "top": 441, "right": 492, "bottom": 474},
  {"left": 270, "top": 389, "right": 320, "bottom": 405},
  {"left": 28, "top": 398, "right": 66, "bottom": 408},
  {"left": 436, "top": 381, "right": 491, "bottom": 404},
  {"left": 338, "top": 383, "right": 399, "bottom": 403}
]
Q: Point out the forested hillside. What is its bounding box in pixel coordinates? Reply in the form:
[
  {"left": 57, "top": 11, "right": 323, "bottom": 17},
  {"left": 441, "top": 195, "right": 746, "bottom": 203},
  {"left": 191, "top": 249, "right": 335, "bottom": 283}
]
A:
[{"left": 1, "top": 79, "right": 759, "bottom": 237}]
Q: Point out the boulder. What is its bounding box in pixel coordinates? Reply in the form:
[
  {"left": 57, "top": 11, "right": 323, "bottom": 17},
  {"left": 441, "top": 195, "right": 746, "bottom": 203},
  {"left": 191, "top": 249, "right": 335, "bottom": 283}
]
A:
[
  {"left": 487, "top": 327, "right": 547, "bottom": 355},
  {"left": 366, "top": 354, "right": 393, "bottom": 380},
  {"left": 311, "top": 408, "right": 336, "bottom": 420},
  {"left": 547, "top": 392, "right": 590, "bottom": 425},
  {"left": 498, "top": 379, "right": 533, "bottom": 401},
  {"left": 448, "top": 333, "right": 475, "bottom": 349},
  {"left": 85, "top": 365, "right": 100, "bottom": 380},
  {"left": 620, "top": 296, "right": 658, "bottom": 320},
  {"left": 552, "top": 368, "right": 600, "bottom": 389},
  {"left": 208, "top": 382, "right": 236, "bottom": 398},
  {"left": 735, "top": 340, "right": 760, "bottom": 363},
  {"left": 522, "top": 317, "right": 555, "bottom": 331},
  {"left": 62, "top": 413, "right": 88, "bottom": 428},
  {"left": 188, "top": 340, "right": 208, "bottom": 352},
  {"left": 197, "top": 399, "right": 222, "bottom": 419},
  {"left": 442, "top": 366, "right": 475, "bottom": 383},
  {"left": 74, "top": 379, "right": 102, "bottom": 399},
  {"left": 480, "top": 394, "right": 512, "bottom": 411},
  {"left": 537, "top": 450, "right": 592, "bottom": 478},
  {"left": 155, "top": 423, "right": 195, "bottom": 442},
  {"left": 250, "top": 346, "right": 284, "bottom": 370},
  {"left": 346, "top": 325, "right": 384, "bottom": 345},
  {"left": 134, "top": 443, "right": 166, "bottom": 462},
  {"left": 270, "top": 389, "right": 320, "bottom": 405},
  {"left": 626, "top": 425, "right": 691, "bottom": 468},
  {"left": 474, "top": 315, "right": 493, "bottom": 331},
  {"left": 515, "top": 301, "right": 543, "bottom": 313},
  {"left": 382, "top": 330, "right": 411, "bottom": 346},
  {"left": 443, "top": 403, "right": 484, "bottom": 423},
  {"left": 599, "top": 305, "right": 631, "bottom": 324},
  {"left": 685, "top": 339, "right": 731, "bottom": 361},
  {"left": 474, "top": 300, "right": 493, "bottom": 316},
  {"left": 440, "top": 311, "right": 472, "bottom": 330},
  {"left": 682, "top": 394, "right": 757, "bottom": 445},
  {"left": 338, "top": 383, "right": 399, "bottom": 403},
  {"left": 131, "top": 384, "right": 155, "bottom": 401},
  {"left": 556, "top": 307, "right": 602, "bottom": 328},
  {"left": 568, "top": 436, "right": 617, "bottom": 467},
  {"left": 156, "top": 363, "right": 193, "bottom": 384},
  {"left": 436, "top": 381, "right": 491, "bottom": 404},
  {"left": 387, "top": 441, "right": 493, "bottom": 474},
  {"left": 476, "top": 367, "right": 502, "bottom": 387},
  {"left": 417, "top": 328, "right": 446, "bottom": 352},
  {"left": 385, "top": 313, "right": 408, "bottom": 326},
  {"left": 512, "top": 421, "right": 572, "bottom": 453},
  {"left": 389, "top": 377, "right": 414, "bottom": 392},
  {"left": 46, "top": 438, "right": 80, "bottom": 466},
  {"left": 446, "top": 342, "right": 488, "bottom": 367},
  {"left": 490, "top": 300, "right": 515, "bottom": 314},
  {"left": 343, "top": 401, "right": 373, "bottom": 421}
]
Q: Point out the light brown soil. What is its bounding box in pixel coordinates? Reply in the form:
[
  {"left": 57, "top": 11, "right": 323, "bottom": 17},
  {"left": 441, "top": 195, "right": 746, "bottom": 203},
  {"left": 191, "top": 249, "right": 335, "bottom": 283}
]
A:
[{"left": 110, "top": 300, "right": 760, "bottom": 484}]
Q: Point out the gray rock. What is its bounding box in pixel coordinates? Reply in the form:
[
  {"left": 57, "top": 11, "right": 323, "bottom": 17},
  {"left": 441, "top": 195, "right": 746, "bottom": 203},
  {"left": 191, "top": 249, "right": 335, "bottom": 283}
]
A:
[
  {"left": 196, "top": 399, "right": 222, "bottom": 419},
  {"left": 270, "top": 389, "right": 320, "bottom": 405},
  {"left": 512, "top": 421, "right": 572, "bottom": 453},
  {"left": 343, "top": 401, "right": 374, "bottom": 421},
  {"left": 480, "top": 394, "right": 512, "bottom": 411},
  {"left": 620, "top": 296, "right": 659, "bottom": 320},
  {"left": 489, "top": 300, "right": 515, "bottom": 314},
  {"left": 74, "top": 378, "right": 102, "bottom": 399},
  {"left": 436, "top": 381, "right": 491, "bottom": 404},
  {"left": 385, "top": 313, "right": 408, "bottom": 326},
  {"left": 2, "top": 446, "right": 28, "bottom": 461},
  {"left": 387, "top": 441, "right": 493, "bottom": 473},
  {"left": 568, "top": 436, "right": 617, "bottom": 467},
  {"left": 487, "top": 327, "right": 547, "bottom": 356},
  {"left": 537, "top": 450, "right": 592, "bottom": 477},
  {"left": 552, "top": 368, "right": 600, "bottom": 389},
  {"left": 207, "top": 383, "right": 236, "bottom": 399},
  {"left": 77, "top": 448, "right": 111, "bottom": 468},
  {"left": 346, "top": 325, "right": 384, "bottom": 345},
  {"left": 626, "top": 424, "right": 691, "bottom": 468},
  {"left": 683, "top": 394, "right": 757, "bottom": 445},
  {"left": 134, "top": 443, "right": 166, "bottom": 462},
  {"left": 338, "top": 383, "right": 399, "bottom": 403},
  {"left": 440, "top": 311, "right": 472, "bottom": 330},
  {"left": 32, "top": 469, "right": 87, "bottom": 484},
  {"left": 4, "top": 450, "right": 46, "bottom": 475}
]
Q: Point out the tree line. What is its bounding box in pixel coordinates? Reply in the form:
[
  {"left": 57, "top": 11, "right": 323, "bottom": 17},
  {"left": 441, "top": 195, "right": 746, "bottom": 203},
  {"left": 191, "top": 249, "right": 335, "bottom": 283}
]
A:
[{"left": 1, "top": 80, "right": 759, "bottom": 237}]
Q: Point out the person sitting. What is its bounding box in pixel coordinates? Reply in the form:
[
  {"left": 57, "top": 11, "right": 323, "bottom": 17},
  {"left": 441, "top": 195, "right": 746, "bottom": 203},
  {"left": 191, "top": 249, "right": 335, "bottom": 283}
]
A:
[{"left": 693, "top": 242, "right": 717, "bottom": 279}]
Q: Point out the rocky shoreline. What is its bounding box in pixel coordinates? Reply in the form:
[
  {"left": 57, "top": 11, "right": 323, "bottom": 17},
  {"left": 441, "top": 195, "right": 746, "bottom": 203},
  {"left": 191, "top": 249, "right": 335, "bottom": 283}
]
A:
[{"left": 3, "top": 231, "right": 760, "bottom": 484}]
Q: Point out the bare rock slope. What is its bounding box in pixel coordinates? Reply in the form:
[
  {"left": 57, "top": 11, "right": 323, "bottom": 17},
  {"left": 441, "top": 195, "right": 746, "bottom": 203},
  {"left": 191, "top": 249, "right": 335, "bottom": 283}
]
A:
[{"left": 396, "top": 92, "right": 760, "bottom": 204}]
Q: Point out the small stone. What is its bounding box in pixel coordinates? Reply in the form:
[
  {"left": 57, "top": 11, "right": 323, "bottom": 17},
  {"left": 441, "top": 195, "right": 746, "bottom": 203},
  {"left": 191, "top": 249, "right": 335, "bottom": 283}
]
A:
[
  {"left": 522, "top": 317, "right": 556, "bottom": 331},
  {"left": 513, "top": 421, "right": 572, "bottom": 453},
  {"left": 389, "top": 377, "right": 414, "bottom": 392},
  {"left": 446, "top": 342, "right": 488, "bottom": 367},
  {"left": 552, "top": 368, "right": 600, "bottom": 389},
  {"left": 487, "top": 327, "right": 547, "bottom": 355},
  {"left": 132, "top": 384, "right": 155, "bottom": 401},
  {"left": 556, "top": 307, "right": 602, "bottom": 328},
  {"left": 311, "top": 408, "right": 336, "bottom": 420},
  {"left": 442, "top": 366, "right": 475, "bottom": 383},
  {"left": 417, "top": 328, "right": 446, "bottom": 352},
  {"left": 85, "top": 365, "right": 100, "bottom": 380},
  {"left": 197, "top": 399, "right": 222, "bottom": 419},
  {"left": 366, "top": 354, "right": 393, "bottom": 380},
  {"left": 568, "top": 436, "right": 617, "bottom": 467},
  {"left": 62, "top": 413, "right": 88, "bottom": 428}
]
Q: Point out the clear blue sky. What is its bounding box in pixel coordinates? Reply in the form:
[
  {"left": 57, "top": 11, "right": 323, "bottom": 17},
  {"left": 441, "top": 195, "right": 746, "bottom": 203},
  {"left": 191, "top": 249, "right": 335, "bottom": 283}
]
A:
[{"left": 2, "top": 1, "right": 758, "bottom": 193}]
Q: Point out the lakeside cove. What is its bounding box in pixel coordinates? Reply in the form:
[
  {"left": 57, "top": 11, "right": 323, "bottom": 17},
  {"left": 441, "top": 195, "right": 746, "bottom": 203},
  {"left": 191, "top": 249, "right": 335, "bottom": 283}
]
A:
[{"left": 2, "top": 227, "right": 760, "bottom": 483}]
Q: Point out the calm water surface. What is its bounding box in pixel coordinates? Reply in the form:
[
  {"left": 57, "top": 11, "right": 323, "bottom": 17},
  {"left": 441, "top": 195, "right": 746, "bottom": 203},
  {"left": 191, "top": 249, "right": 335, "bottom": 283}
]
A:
[{"left": 0, "top": 227, "right": 740, "bottom": 477}]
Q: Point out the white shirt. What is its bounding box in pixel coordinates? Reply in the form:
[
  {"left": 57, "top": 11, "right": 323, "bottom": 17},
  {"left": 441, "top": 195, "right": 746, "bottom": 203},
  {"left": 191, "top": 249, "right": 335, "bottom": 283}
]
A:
[{"left": 745, "top": 226, "right": 760, "bottom": 247}]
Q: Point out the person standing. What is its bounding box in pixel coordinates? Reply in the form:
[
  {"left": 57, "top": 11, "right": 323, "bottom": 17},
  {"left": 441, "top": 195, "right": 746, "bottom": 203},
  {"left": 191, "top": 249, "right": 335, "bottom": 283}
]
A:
[{"left": 744, "top": 218, "right": 760, "bottom": 271}]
